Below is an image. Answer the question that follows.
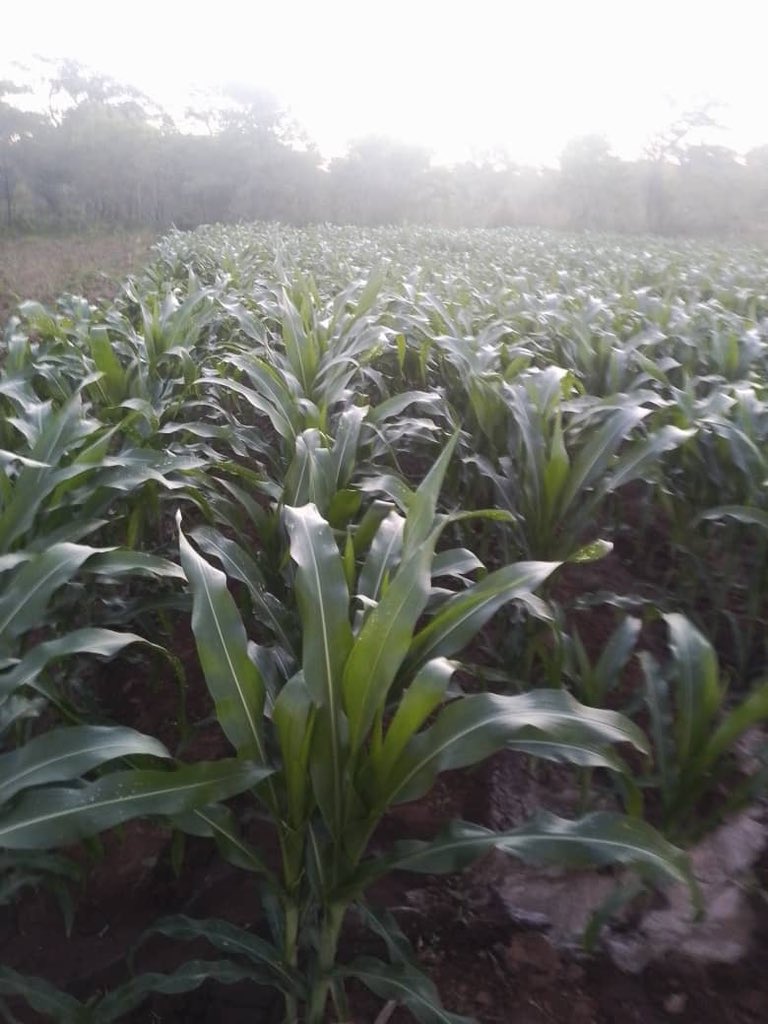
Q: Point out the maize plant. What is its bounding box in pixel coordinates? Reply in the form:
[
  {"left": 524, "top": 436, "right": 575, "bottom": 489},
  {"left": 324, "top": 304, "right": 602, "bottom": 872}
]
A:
[{"left": 135, "top": 448, "right": 694, "bottom": 1024}]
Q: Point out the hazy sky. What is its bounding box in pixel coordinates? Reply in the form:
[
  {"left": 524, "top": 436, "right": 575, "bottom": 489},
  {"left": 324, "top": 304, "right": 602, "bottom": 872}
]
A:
[{"left": 2, "top": 1, "right": 766, "bottom": 165}]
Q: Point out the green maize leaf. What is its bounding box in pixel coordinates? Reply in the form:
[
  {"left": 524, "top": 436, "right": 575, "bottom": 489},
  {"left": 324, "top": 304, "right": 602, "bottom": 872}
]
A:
[
  {"left": 341, "top": 956, "right": 474, "bottom": 1024},
  {"left": 0, "top": 628, "right": 157, "bottom": 702},
  {"left": 343, "top": 529, "right": 357, "bottom": 590},
  {"left": 503, "top": 377, "right": 549, "bottom": 516},
  {"left": 634, "top": 351, "right": 676, "bottom": 384},
  {"left": 359, "top": 511, "right": 405, "bottom": 601},
  {"left": 367, "top": 390, "right": 443, "bottom": 426},
  {"left": 212, "top": 475, "right": 271, "bottom": 528},
  {"left": 328, "top": 488, "right": 363, "bottom": 530},
  {"left": 0, "top": 544, "right": 96, "bottom": 643},
  {"left": 558, "top": 406, "right": 649, "bottom": 515},
  {"left": 280, "top": 290, "right": 319, "bottom": 392},
  {"left": 16, "top": 299, "right": 52, "bottom": 323},
  {"left": 157, "top": 420, "right": 239, "bottom": 442},
  {"left": 172, "top": 803, "right": 277, "bottom": 881},
  {"left": 205, "top": 373, "right": 299, "bottom": 444},
  {"left": 640, "top": 651, "right": 673, "bottom": 799},
  {"left": 190, "top": 526, "right": 294, "bottom": 653},
  {"left": 357, "top": 473, "right": 414, "bottom": 511},
  {"left": 496, "top": 734, "right": 631, "bottom": 771},
  {"left": 314, "top": 351, "right": 364, "bottom": 408},
  {"left": 178, "top": 514, "right": 267, "bottom": 761},
  {"left": 98, "top": 960, "right": 270, "bottom": 1022},
  {"left": 187, "top": 529, "right": 262, "bottom": 590},
  {"left": 97, "top": 450, "right": 205, "bottom": 492},
  {"left": 0, "top": 849, "right": 82, "bottom": 884},
  {"left": 388, "top": 811, "right": 693, "bottom": 891},
  {"left": 696, "top": 505, "right": 768, "bottom": 531},
  {"left": 26, "top": 519, "right": 109, "bottom": 552},
  {"left": 283, "top": 430, "right": 334, "bottom": 509},
  {"left": 376, "top": 690, "right": 647, "bottom": 807},
  {"left": 1, "top": 462, "right": 101, "bottom": 538},
  {"left": 272, "top": 672, "right": 315, "bottom": 827},
  {"left": 0, "top": 759, "right": 269, "bottom": 850},
  {"left": 119, "top": 397, "right": 157, "bottom": 421},
  {"left": 283, "top": 503, "right": 353, "bottom": 708},
  {"left": 403, "top": 561, "right": 558, "bottom": 673},
  {"left": 664, "top": 613, "right": 721, "bottom": 765},
  {"left": 4, "top": 414, "right": 40, "bottom": 450},
  {"left": 222, "top": 354, "right": 302, "bottom": 441},
  {"left": 284, "top": 503, "right": 353, "bottom": 831},
  {"left": 83, "top": 549, "right": 185, "bottom": 579},
  {"left": 698, "top": 678, "right": 768, "bottom": 771},
  {"left": 402, "top": 430, "right": 459, "bottom": 558},
  {"left": 22, "top": 394, "right": 93, "bottom": 461},
  {"left": 0, "top": 725, "right": 169, "bottom": 804},
  {"left": 431, "top": 548, "right": 484, "bottom": 580},
  {"left": 309, "top": 703, "right": 347, "bottom": 835},
  {"left": 332, "top": 267, "right": 384, "bottom": 330},
  {"left": 593, "top": 616, "right": 642, "bottom": 692},
  {"left": 138, "top": 915, "right": 303, "bottom": 996},
  {"left": 355, "top": 902, "right": 419, "bottom": 967},
  {"left": 354, "top": 501, "right": 397, "bottom": 561},
  {"left": 542, "top": 412, "right": 569, "bottom": 515},
  {"left": 331, "top": 403, "right": 367, "bottom": 487},
  {"left": 343, "top": 529, "right": 436, "bottom": 750},
  {"left": 0, "top": 965, "right": 86, "bottom": 1022},
  {"left": 376, "top": 658, "right": 457, "bottom": 774},
  {"left": 88, "top": 333, "right": 128, "bottom": 406},
  {"left": 605, "top": 425, "right": 696, "bottom": 492},
  {"left": 582, "top": 876, "right": 647, "bottom": 953},
  {"left": 0, "top": 450, "right": 50, "bottom": 470},
  {"left": 0, "top": 407, "right": 103, "bottom": 550},
  {"left": 0, "top": 378, "right": 39, "bottom": 415}
]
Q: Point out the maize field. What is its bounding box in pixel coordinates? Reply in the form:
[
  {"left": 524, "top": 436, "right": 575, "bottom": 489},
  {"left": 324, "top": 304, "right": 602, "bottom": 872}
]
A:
[{"left": 0, "top": 224, "right": 767, "bottom": 1022}]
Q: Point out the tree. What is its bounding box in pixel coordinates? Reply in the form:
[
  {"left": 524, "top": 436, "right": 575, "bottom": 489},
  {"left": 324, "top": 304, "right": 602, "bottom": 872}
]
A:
[
  {"left": 0, "top": 61, "right": 766, "bottom": 238},
  {"left": 559, "top": 135, "right": 635, "bottom": 231},
  {"left": 745, "top": 145, "right": 768, "bottom": 234},
  {"left": 0, "top": 81, "right": 44, "bottom": 228},
  {"left": 329, "top": 137, "right": 431, "bottom": 224},
  {"left": 674, "top": 144, "right": 744, "bottom": 234},
  {"left": 643, "top": 104, "right": 722, "bottom": 233}
]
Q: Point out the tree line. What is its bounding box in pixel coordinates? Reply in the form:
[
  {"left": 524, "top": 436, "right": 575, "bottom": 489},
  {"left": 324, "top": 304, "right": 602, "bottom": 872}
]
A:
[{"left": 1, "top": 61, "right": 766, "bottom": 237}]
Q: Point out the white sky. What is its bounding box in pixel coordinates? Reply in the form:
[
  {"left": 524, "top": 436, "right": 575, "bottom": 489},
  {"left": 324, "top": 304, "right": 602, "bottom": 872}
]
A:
[{"left": 2, "top": 0, "right": 767, "bottom": 166}]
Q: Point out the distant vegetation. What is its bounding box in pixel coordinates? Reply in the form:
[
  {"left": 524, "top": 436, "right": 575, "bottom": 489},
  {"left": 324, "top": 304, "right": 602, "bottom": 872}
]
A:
[{"left": 1, "top": 60, "right": 765, "bottom": 237}]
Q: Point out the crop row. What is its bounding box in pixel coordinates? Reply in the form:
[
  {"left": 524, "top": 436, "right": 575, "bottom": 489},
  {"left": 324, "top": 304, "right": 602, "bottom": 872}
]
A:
[{"left": 0, "top": 225, "right": 765, "bottom": 1021}]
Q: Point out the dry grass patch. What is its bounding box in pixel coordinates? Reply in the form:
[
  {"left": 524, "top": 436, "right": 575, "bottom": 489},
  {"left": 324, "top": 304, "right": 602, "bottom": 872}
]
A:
[{"left": 0, "top": 231, "right": 155, "bottom": 323}]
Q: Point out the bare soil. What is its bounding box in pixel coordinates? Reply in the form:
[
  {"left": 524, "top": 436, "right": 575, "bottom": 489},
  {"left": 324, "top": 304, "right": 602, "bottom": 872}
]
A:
[{"left": 0, "top": 231, "right": 155, "bottom": 324}]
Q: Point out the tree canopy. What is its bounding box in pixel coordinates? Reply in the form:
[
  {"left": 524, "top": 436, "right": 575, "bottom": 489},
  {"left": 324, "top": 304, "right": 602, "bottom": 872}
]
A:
[{"left": 0, "top": 62, "right": 763, "bottom": 237}]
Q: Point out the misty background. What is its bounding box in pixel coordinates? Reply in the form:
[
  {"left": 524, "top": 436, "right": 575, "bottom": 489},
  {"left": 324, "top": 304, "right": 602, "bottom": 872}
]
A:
[{"left": 2, "top": 0, "right": 768, "bottom": 239}]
